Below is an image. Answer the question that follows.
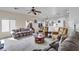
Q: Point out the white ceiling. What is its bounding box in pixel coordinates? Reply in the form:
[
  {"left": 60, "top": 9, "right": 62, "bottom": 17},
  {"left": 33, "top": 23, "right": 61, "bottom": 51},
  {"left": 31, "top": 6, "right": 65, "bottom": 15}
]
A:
[
  {"left": 0, "top": 7, "right": 32, "bottom": 15},
  {"left": 0, "top": 7, "right": 69, "bottom": 18}
]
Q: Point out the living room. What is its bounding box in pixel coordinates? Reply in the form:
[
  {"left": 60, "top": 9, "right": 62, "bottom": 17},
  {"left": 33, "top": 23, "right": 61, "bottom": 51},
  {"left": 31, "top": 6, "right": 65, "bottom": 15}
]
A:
[{"left": 0, "top": 7, "right": 79, "bottom": 51}]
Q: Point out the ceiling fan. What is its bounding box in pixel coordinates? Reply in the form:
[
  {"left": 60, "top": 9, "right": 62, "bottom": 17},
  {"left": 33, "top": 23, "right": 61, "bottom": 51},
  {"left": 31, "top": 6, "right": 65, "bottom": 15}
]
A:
[{"left": 27, "top": 7, "right": 41, "bottom": 15}]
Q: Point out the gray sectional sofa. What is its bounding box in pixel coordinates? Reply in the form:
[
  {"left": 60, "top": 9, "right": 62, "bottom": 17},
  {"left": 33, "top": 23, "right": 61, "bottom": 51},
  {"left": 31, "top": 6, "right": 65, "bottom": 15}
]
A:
[{"left": 11, "top": 28, "right": 35, "bottom": 39}]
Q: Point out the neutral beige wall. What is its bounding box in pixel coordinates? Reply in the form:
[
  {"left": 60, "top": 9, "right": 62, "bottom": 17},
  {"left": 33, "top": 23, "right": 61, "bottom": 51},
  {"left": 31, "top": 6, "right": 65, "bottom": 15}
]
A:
[{"left": 0, "top": 10, "right": 27, "bottom": 39}]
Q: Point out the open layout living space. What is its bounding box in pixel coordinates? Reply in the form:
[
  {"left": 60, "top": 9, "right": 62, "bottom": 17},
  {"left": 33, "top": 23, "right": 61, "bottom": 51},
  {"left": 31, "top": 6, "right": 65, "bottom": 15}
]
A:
[{"left": 0, "top": 7, "right": 79, "bottom": 51}]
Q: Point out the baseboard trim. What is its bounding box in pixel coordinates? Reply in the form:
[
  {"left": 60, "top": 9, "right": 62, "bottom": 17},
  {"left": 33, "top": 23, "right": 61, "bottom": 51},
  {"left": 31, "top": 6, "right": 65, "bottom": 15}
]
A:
[{"left": 0, "top": 36, "right": 12, "bottom": 40}]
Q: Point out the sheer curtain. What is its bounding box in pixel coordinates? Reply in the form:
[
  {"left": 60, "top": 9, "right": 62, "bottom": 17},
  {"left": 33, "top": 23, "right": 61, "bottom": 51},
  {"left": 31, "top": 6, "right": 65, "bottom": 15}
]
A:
[{"left": 9, "top": 20, "right": 16, "bottom": 31}]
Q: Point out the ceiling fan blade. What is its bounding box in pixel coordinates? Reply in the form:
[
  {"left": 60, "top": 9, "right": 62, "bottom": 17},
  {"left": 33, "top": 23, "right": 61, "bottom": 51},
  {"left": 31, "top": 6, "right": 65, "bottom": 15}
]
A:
[
  {"left": 35, "top": 11, "right": 41, "bottom": 13},
  {"left": 34, "top": 12, "right": 37, "bottom": 15},
  {"left": 27, "top": 11, "right": 31, "bottom": 14}
]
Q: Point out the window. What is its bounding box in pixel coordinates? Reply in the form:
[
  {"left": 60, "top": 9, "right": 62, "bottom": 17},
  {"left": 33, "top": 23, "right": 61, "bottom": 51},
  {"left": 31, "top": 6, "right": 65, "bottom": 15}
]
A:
[
  {"left": 2, "top": 20, "right": 9, "bottom": 32},
  {"left": 38, "top": 23, "right": 43, "bottom": 28},
  {"left": 1, "top": 19, "right": 16, "bottom": 32}
]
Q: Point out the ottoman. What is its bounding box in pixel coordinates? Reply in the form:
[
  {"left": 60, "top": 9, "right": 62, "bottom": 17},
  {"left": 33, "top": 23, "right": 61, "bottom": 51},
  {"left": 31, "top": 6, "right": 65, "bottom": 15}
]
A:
[{"left": 35, "top": 33, "right": 45, "bottom": 44}]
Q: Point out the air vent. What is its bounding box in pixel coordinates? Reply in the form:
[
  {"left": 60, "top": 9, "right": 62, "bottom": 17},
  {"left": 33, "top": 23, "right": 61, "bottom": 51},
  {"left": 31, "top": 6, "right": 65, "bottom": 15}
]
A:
[{"left": 14, "top": 7, "right": 19, "bottom": 10}]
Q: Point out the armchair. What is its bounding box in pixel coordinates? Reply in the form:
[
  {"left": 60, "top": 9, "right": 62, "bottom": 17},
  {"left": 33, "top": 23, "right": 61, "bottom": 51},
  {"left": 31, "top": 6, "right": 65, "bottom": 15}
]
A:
[{"left": 58, "top": 27, "right": 68, "bottom": 39}]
